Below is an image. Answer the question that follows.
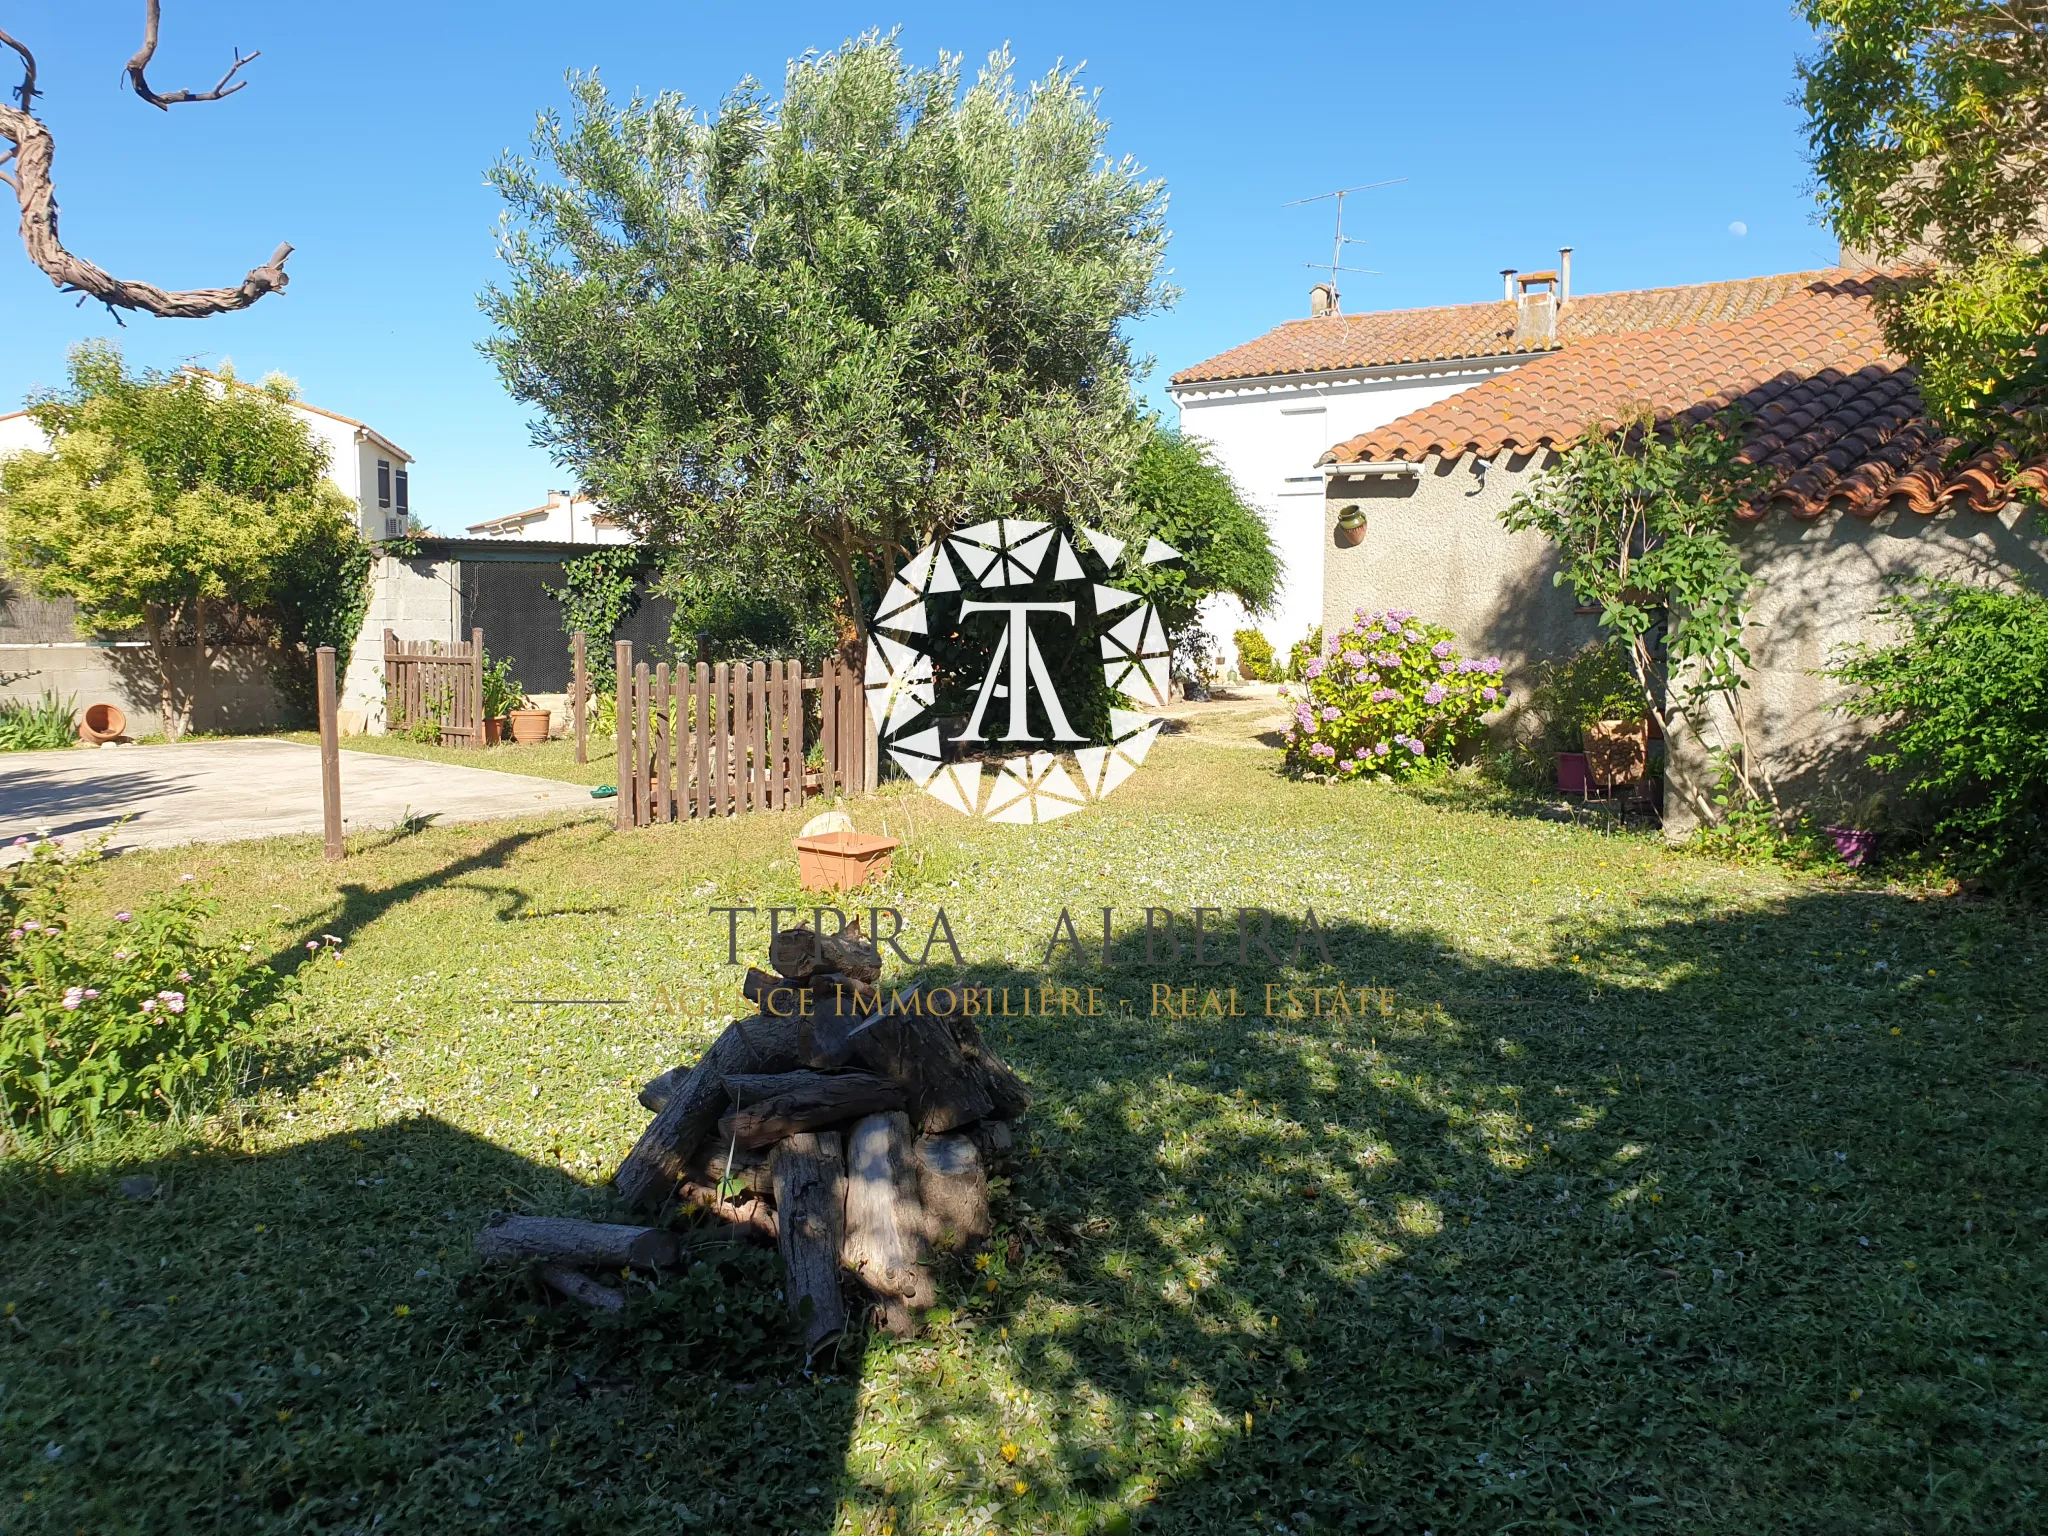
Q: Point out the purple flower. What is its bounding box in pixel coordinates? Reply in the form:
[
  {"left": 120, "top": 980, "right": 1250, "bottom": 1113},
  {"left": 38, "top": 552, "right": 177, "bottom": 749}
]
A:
[
  {"left": 1482, "top": 657, "right": 1503, "bottom": 675},
  {"left": 21, "top": 921, "right": 39, "bottom": 932},
  {"left": 1343, "top": 650, "right": 1366, "bottom": 668},
  {"left": 62, "top": 987, "right": 83, "bottom": 1011},
  {"left": 1320, "top": 706, "right": 1340, "bottom": 722},
  {"left": 1375, "top": 741, "right": 1391, "bottom": 756},
  {"left": 1388, "top": 609, "right": 1414, "bottom": 623},
  {"left": 139, "top": 998, "right": 156, "bottom": 1014},
  {"left": 83, "top": 988, "right": 98, "bottom": 1000},
  {"left": 1354, "top": 747, "right": 1368, "bottom": 759},
  {"left": 9, "top": 836, "right": 26, "bottom": 847},
  {"left": 1409, "top": 739, "right": 1426, "bottom": 755},
  {"left": 1310, "top": 741, "right": 1337, "bottom": 760},
  {"left": 1430, "top": 640, "right": 1452, "bottom": 659},
  {"left": 179, "top": 874, "right": 194, "bottom": 883},
  {"left": 306, "top": 941, "right": 320, "bottom": 951},
  {"left": 158, "top": 991, "right": 185, "bottom": 1014},
  {"left": 1304, "top": 658, "right": 1325, "bottom": 680},
  {"left": 113, "top": 912, "right": 132, "bottom": 923},
  {"left": 1482, "top": 686, "right": 1500, "bottom": 702},
  {"left": 1439, "top": 660, "right": 1455, "bottom": 675},
  {"left": 1424, "top": 684, "right": 1446, "bottom": 705},
  {"left": 7, "top": 930, "right": 20, "bottom": 942},
  {"left": 176, "top": 969, "right": 192, "bottom": 983}
]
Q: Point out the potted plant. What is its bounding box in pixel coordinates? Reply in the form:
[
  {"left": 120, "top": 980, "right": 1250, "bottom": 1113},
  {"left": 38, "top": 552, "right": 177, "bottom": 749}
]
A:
[
  {"left": 1536, "top": 642, "right": 1650, "bottom": 796},
  {"left": 1819, "top": 789, "right": 1887, "bottom": 868},
  {"left": 480, "top": 653, "right": 524, "bottom": 745}
]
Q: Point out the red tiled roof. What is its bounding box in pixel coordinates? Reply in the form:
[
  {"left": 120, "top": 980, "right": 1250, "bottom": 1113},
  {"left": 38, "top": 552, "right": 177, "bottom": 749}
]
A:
[
  {"left": 1321, "top": 275, "right": 2048, "bottom": 520},
  {"left": 1169, "top": 269, "right": 1835, "bottom": 385}
]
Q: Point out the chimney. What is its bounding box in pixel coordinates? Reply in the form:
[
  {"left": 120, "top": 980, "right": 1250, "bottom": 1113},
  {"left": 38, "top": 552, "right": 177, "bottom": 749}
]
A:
[
  {"left": 1558, "top": 247, "right": 1572, "bottom": 307},
  {"left": 547, "top": 489, "right": 570, "bottom": 508},
  {"left": 1513, "top": 270, "right": 1560, "bottom": 347},
  {"left": 1500, "top": 268, "right": 1516, "bottom": 303},
  {"left": 1309, "top": 281, "right": 1338, "bottom": 317}
]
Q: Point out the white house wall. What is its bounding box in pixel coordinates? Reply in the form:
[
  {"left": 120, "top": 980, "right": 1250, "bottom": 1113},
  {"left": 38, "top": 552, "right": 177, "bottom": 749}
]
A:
[{"left": 1170, "top": 359, "right": 1524, "bottom": 661}]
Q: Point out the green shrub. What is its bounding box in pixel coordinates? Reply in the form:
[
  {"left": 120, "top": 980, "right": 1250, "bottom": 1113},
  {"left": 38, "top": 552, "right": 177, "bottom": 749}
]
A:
[
  {"left": 1284, "top": 625, "right": 1324, "bottom": 683},
  {"left": 0, "top": 691, "right": 77, "bottom": 751},
  {"left": 1828, "top": 580, "right": 2048, "bottom": 886},
  {"left": 480, "top": 652, "right": 528, "bottom": 719},
  {"left": 1233, "top": 628, "right": 1276, "bottom": 682},
  {"left": 2, "top": 842, "right": 302, "bottom": 1135},
  {"left": 1284, "top": 609, "right": 1506, "bottom": 779},
  {"left": 1533, "top": 642, "right": 1650, "bottom": 752}
]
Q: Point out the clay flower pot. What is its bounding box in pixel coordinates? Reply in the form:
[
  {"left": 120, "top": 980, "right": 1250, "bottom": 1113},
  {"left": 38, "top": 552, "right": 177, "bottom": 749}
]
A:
[
  {"left": 79, "top": 702, "right": 125, "bottom": 744},
  {"left": 507, "top": 708, "right": 551, "bottom": 744},
  {"left": 482, "top": 716, "right": 506, "bottom": 746},
  {"left": 795, "top": 831, "right": 899, "bottom": 893},
  {"left": 1584, "top": 719, "right": 1649, "bottom": 788},
  {"left": 1333, "top": 507, "right": 1367, "bottom": 549}
]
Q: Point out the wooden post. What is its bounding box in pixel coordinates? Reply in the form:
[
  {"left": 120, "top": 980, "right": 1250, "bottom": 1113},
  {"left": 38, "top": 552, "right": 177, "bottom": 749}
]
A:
[
  {"left": 317, "top": 646, "right": 344, "bottom": 862},
  {"left": 713, "top": 662, "right": 730, "bottom": 816},
  {"left": 653, "top": 661, "right": 671, "bottom": 824},
  {"left": 614, "top": 640, "right": 633, "bottom": 830},
  {"left": 470, "top": 627, "right": 485, "bottom": 749},
  {"left": 693, "top": 662, "right": 711, "bottom": 821},
  {"left": 635, "top": 661, "right": 652, "bottom": 827},
  {"left": 572, "top": 631, "right": 587, "bottom": 764}
]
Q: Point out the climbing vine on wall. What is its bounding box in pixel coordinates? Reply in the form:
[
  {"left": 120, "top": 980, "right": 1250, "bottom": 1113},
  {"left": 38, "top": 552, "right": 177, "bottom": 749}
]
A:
[{"left": 546, "top": 546, "right": 643, "bottom": 693}]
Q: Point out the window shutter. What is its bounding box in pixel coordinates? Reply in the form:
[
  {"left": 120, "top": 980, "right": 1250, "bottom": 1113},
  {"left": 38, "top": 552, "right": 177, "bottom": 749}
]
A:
[
  {"left": 377, "top": 460, "right": 391, "bottom": 509},
  {"left": 395, "top": 467, "right": 410, "bottom": 515}
]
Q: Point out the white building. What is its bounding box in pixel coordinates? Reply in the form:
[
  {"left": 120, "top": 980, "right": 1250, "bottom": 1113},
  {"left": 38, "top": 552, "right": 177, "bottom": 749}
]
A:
[
  {"left": 465, "top": 489, "right": 631, "bottom": 545},
  {"left": 0, "top": 370, "right": 415, "bottom": 542},
  {"left": 1168, "top": 254, "right": 1830, "bottom": 657}
]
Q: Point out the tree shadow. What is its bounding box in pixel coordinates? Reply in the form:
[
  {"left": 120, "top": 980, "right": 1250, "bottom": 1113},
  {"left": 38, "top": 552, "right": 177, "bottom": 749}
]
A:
[
  {"left": 862, "top": 893, "right": 2045, "bottom": 1531},
  {"left": 0, "top": 1116, "right": 861, "bottom": 1533}
]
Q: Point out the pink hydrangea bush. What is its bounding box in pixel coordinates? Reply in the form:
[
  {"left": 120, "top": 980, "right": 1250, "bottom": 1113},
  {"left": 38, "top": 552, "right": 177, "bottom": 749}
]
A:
[{"left": 1282, "top": 609, "right": 1507, "bottom": 780}]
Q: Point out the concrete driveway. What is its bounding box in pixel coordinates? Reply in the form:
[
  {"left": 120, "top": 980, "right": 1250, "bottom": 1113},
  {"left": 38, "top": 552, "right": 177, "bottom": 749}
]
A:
[{"left": 0, "top": 739, "right": 598, "bottom": 854}]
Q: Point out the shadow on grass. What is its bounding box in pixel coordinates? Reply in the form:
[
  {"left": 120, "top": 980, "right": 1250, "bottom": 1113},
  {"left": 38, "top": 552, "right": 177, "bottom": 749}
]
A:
[
  {"left": 0, "top": 1116, "right": 860, "bottom": 1533},
  {"left": 864, "top": 893, "right": 2046, "bottom": 1532}
]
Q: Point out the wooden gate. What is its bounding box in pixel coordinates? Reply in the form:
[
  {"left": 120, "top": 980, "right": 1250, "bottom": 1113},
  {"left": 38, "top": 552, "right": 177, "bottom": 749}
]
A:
[
  {"left": 613, "top": 642, "right": 875, "bottom": 828},
  {"left": 383, "top": 628, "right": 485, "bottom": 748}
]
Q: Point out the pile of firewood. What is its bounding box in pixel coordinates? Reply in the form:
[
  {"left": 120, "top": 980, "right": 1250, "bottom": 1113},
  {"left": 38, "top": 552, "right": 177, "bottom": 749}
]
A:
[{"left": 475, "top": 923, "right": 1029, "bottom": 1353}]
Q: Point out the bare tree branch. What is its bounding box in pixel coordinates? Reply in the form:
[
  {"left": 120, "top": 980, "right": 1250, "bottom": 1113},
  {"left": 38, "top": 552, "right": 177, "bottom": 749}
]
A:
[
  {"left": 124, "top": 0, "right": 258, "bottom": 110},
  {"left": 0, "top": 26, "right": 37, "bottom": 110},
  {"left": 0, "top": 6, "right": 290, "bottom": 319}
]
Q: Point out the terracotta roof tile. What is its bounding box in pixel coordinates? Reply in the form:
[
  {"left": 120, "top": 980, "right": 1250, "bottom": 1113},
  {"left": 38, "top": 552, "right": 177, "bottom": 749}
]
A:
[
  {"left": 1170, "top": 269, "right": 1836, "bottom": 385},
  {"left": 1320, "top": 275, "right": 2048, "bottom": 518}
]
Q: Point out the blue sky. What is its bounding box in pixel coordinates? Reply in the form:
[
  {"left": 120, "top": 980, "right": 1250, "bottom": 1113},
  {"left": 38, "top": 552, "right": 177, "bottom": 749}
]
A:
[{"left": 0, "top": 2, "right": 1828, "bottom": 530}]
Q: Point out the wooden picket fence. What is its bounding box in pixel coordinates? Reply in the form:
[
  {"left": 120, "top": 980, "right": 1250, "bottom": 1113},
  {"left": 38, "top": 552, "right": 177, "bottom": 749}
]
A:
[
  {"left": 613, "top": 641, "right": 875, "bottom": 828},
  {"left": 383, "top": 627, "right": 485, "bottom": 748}
]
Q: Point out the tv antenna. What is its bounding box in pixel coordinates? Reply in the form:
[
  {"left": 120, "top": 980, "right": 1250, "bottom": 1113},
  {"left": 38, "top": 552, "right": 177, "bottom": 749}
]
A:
[{"left": 1283, "top": 178, "right": 1405, "bottom": 314}]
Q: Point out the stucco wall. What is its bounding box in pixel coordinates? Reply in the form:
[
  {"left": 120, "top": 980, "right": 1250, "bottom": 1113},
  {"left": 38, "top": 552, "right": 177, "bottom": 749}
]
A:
[
  {"left": 1321, "top": 449, "right": 1599, "bottom": 731},
  {"left": 1171, "top": 358, "right": 1525, "bottom": 658},
  {"left": 1662, "top": 502, "right": 2048, "bottom": 836}
]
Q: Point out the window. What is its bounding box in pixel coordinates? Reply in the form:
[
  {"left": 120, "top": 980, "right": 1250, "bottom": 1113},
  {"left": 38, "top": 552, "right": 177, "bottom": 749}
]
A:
[
  {"left": 1278, "top": 404, "right": 1327, "bottom": 496},
  {"left": 376, "top": 460, "right": 391, "bottom": 509},
  {"left": 395, "top": 466, "right": 410, "bottom": 517}
]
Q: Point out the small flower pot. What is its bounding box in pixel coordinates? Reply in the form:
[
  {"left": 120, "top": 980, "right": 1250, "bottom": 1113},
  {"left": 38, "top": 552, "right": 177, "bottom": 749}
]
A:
[
  {"left": 507, "top": 708, "right": 551, "bottom": 744},
  {"left": 1826, "top": 825, "right": 1879, "bottom": 868},
  {"left": 1333, "top": 509, "right": 1367, "bottom": 549},
  {"left": 795, "top": 831, "right": 900, "bottom": 893},
  {"left": 482, "top": 716, "right": 506, "bottom": 746},
  {"left": 79, "top": 702, "right": 125, "bottom": 744},
  {"left": 1556, "top": 751, "right": 1590, "bottom": 795}
]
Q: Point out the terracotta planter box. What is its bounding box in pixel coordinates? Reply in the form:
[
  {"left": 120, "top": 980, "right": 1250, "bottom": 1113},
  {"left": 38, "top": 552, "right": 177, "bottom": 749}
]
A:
[
  {"left": 1556, "top": 751, "right": 1590, "bottom": 795},
  {"left": 1584, "top": 719, "right": 1649, "bottom": 788},
  {"left": 482, "top": 716, "right": 506, "bottom": 746},
  {"left": 796, "top": 831, "right": 899, "bottom": 893},
  {"left": 508, "top": 708, "right": 551, "bottom": 744}
]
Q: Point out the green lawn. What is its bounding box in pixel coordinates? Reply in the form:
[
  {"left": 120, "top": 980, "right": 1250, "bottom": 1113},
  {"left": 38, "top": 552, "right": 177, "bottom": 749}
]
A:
[{"left": 3, "top": 715, "right": 2044, "bottom": 1534}]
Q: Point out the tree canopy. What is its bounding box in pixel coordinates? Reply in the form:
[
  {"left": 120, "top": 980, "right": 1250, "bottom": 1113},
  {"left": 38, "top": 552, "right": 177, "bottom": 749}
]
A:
[
  {"left": 0, "top": 343, "right": 366, "bottom": 737},
  {"left": 481, "top": 35, "right": 1171, "bottom": 667},
  {"left": 1802, "top": 1, "right": 2048, "bottom": 449}
]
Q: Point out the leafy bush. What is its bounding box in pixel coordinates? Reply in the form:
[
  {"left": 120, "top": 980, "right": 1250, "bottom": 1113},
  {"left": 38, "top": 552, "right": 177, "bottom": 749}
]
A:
[
  {"left": 1233, "top": 628, "right": 1276, "bottom": 682},
  {"left": 1283, "top": 609, "right": 1506, "bottom": 779},
  {"left": 547, "top": 547, "right": 643, "bottom": 694},
  {"left": 0, "top": 691, "right": 77, "bottom": 751},
  {"left": 2, "top": 842, "right": 302, "bottom": 1135},
  {"left": 480, "top": 652, "right": 528, "bottom": 719},
  {"left": 1284, "top": 626, "right": 1323, "bottom": 683},
  {"left": 1532, "top": 642, "right": 1649, "bottom": 752},
  {"left": 1828, "top": 581, "right": 2048, "bottom": 886}
]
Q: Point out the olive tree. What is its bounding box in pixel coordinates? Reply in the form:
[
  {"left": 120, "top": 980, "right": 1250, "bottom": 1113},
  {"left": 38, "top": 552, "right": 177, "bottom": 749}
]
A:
[{"left": 481, "top": 35, "right": 1171, "bottom": 674}]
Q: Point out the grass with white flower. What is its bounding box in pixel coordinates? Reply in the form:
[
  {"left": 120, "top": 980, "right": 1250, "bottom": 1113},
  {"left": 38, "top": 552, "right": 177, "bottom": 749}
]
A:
[{"left": 2, "top": 703, "right": 2044, "bottom": 1534}]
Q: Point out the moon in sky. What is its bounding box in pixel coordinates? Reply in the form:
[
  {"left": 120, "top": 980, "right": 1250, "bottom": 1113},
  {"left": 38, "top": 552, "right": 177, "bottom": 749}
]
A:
[{"left": 1729, "top": 221, "right": 1749, "bottom": 237}]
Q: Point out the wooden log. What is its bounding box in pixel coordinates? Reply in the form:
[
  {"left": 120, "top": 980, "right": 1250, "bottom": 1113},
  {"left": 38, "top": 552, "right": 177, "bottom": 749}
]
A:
[
  {"left": 742, "top": 966, "right": 807, "bottom": 1018},
  {"left": 772, "top": 1131, "right": 847, "bottom": 1355},
  {"left": 613, "top": 1015, "right": 802, "bottom": 1210},
  {"left": 849, "top": 989, "right": 994, "bottom": 1134},
  {"left": 799, "top": 974, "right": 872, "bottom": 1069},
  {"left": 639, "top": 1065, "right": 684, "bottom": 1113},
  {"left": 539, "top": 1264, "right": 626, "bottom": 1313},
  {"left": 769, "top": 922, "right": 883, "bottom": 983},
  {"left": 843, "top": 1112, "right": 935, "bottom": 1326},
  {"left": 914, "top": 1134, "right": 992, "bottom": 1253},
  {"left": 945, "top": 1013, "right": 1034, "bottom": 1120},
  {"left": 688, "top": 1143, "right": 774, "bottom": 1199},
  {"left": 963, "top": 1117, "right": 1017, "bottom": 1168},
  {"left": 715, "top": 1070, "right": 905, "bottom": 1149},
  {"left": 675, "top": 1179, "right": 778, "bottom": 1242},
  {"left": 475, "top": 1213, "right": 681, "bottom": 1269}
]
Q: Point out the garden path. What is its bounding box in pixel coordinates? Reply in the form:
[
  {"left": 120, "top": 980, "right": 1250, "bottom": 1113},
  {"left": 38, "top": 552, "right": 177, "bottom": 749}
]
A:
[{"left": 0, "top": 738, "right": 597, "bottom": 855}]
